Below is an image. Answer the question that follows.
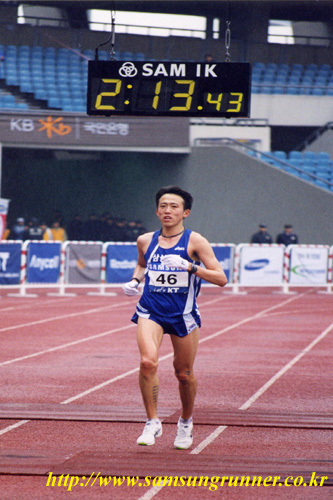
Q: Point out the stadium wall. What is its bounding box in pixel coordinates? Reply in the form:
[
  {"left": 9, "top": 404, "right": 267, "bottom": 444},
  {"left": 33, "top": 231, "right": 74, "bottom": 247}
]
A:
[
  {"left": 0, "top": 21, "right": 332, "bottom": 67},
  {"left": 2, "top": 146, "right": 332, "bottom": 245}
]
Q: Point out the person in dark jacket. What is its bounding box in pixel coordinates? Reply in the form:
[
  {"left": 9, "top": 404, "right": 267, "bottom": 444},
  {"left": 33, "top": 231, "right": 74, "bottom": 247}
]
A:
[
  {"left": 250, "top": 224, "right": 273, "bottom": 244},
  {"left": 276, "top": 224, "right": 299, "bottom": 246}
]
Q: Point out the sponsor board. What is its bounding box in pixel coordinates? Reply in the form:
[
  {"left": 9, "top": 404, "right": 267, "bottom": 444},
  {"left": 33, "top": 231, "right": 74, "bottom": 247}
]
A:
[
  {"left": 239, "top": 245, "right": 284, "bottom": 285},
  {"left": 288, "top": 246, "right": 329, "bottom": 284},
  {"left": 27, "top": 242, "right": 61, "bottom": 283},
  {"left": 0, "top": 242, "right": 21, "bottom": 284},
  {"left": 106, "top": 244, "right": 138, "bottom": 283}
]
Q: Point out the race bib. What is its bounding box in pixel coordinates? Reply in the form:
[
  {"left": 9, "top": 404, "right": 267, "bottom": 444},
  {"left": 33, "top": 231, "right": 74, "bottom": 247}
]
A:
[{"left": 148, "top": 269, "right": 189, "bottom": 293}]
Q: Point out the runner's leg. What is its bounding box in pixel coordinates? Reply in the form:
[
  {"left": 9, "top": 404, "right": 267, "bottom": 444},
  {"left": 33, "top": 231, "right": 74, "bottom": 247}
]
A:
[
  {"left": 170, "top": 327, "right": 199, "bottom": 419},
  {"left": 137, "top": 317, "right": 164, "bottom": 419}
]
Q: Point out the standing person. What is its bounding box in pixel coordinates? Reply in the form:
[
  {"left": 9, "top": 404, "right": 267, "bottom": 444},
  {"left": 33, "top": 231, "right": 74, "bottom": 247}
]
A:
[
  {"left": 250, "top": 223, "right": 273, "bottom": 244},
  {"left": 50, "top": 221, "right": 67, "bottom": 242},
  {"left": 10, "top": 217, "right": 28, "bottom": 241},
  {"left": 122, "top": 186, "right": 227, "bottom": 449},
  {"left": 276, "top": 224, "right": 299, "bottom": 246}
]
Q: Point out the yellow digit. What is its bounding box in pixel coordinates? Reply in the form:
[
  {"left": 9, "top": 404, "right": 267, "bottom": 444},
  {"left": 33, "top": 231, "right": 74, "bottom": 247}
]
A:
[
  {"left": 152, "top": 81, "right": 162, "bottom": 110},
  {"left": 207, "top": 93, "right": 223, "bottom": 111},
  {"left": 226, "top": 92, "right": 243, "bottom": 113},
  {"left": 95, "top": 79, "right": 122, "bottom": 110},
  {"left": 170, "top": 80, "right": 195, "bottom": 111}
]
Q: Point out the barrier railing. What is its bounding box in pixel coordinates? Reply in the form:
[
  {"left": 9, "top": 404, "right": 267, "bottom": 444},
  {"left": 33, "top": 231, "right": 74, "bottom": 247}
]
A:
[{"left": 0, "top": 240, "right": 332, "bottom": 296}]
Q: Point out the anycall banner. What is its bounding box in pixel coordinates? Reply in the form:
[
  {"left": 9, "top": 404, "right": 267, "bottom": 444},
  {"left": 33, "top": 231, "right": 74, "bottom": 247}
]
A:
[
  {"left": 106, "top": 243, "right": 138, "bottom": 283},
  {"left": 0, "top": 198, "right": 10, "bottom": 239},
  {"left": 288, "top": 245, "right": 329, "bottom": 284},
  {"left": 26, "top": 242, "right": 61, "bottom": 283},
  {"left": 239, "top": 245, "right": 284, "bottom": 285}
]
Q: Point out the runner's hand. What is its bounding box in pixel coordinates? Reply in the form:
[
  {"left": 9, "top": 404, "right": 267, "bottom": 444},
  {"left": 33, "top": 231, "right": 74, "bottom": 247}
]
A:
[
  {"left": 161, "top": 254, "right": 190, "bottom": 271},
  {"left": 122, "top": 280, "right": 140, "bottom": 296}
]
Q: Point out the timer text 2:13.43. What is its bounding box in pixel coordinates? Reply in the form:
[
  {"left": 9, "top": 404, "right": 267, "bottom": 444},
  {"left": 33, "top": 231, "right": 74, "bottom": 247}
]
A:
[{"left": 87, "top": 60, "right": 251, "bottom": 118}]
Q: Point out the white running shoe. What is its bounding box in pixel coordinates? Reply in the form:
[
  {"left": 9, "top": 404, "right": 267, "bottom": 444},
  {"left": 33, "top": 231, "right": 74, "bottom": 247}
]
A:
[
  {"left": 137, "top": 419, "right": 163, "bottom": 446},
  {"left": 174, "top": 418, "right": 193, "bottom": 449}
]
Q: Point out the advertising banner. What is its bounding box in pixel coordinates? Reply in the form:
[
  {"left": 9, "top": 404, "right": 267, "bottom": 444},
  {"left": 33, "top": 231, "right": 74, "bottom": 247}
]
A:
[
  {"left": 106, "top": 243, "right": 138, "bottom": 283},
  {"left": 66, "top": 243, "right": 102, "bottom": 284},
  {"left": 239, "top": 245, "right": 284, "bottom": 285},
  {"left": 26, "top": 242, "right": 61, "bottom": 283},
  {"left": 288, "top": 245, "right": 329, "bottom": 284},
  {"left": 202, "top": 244, "right": 235, "bottom": 284},
  {"left": 0, "top": 242, "right": 21, "bottom": 284},
  {"left": 0, "top": 112, "right": 189, "bottom": 151},
  {"left": 0, "top": 198, "right": 10, "bottom": 239}
]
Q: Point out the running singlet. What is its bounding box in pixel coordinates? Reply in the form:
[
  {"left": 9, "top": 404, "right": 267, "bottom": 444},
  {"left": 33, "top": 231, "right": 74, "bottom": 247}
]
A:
[{"left": 137, "top": 229, "right": 201, "bottom": 318}]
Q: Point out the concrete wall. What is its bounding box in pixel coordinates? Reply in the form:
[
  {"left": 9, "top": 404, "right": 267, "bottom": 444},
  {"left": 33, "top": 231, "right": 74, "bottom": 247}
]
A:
[{"left": 3, "top": 146, "right": 332, "bottom": 245}]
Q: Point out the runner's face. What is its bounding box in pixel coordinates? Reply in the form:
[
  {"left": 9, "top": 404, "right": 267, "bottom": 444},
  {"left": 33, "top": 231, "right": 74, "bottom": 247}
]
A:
[{"left": 156, "top": 194, "right": 190, "bottom": 227}]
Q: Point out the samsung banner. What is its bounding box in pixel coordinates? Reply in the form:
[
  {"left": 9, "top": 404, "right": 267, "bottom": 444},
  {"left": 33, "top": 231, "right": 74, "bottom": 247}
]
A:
[
  {"left": 0, "top": 242, "right": 21, "bottom": 284},
  {"left": 288, "top": 245, "right": 329, "bottom": 284},
  {"left": 66, "top": 243, "right": 102, "bottom": 284},
  {"left": 106, "top": 243, "right": 138, "bottom": 283},
  {"left": 238, "top": 245, "right": 284, "bottom": 285},
  {"left": 26, "top": 242, "right": 61, "bottom": 283}
]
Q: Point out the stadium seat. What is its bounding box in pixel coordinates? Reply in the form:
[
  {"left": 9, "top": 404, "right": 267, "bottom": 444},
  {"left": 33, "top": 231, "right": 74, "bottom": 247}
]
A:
[
  {"left": 286, "top": 87, "right": 299, "bottom": 95},
  {"left": 289, "top": 151, "right": 303, "bottom": 160}
]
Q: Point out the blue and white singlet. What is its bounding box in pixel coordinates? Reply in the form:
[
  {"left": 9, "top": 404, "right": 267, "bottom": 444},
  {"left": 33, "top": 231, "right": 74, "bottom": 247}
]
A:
[{"left": 133, "top": 229, "right": 201, "bottom": 326}]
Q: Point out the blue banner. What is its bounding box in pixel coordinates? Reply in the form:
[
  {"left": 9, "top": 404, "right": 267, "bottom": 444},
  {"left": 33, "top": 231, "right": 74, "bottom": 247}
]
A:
[
  {"left": 202, "top": 245, "right": 234, "bottom": 284},
  {"left": 27, "top": 242, "right": 61, "bottom": 283},
  {"left": 106, "top": 244, "right": 138, "bottom": 283},
  {"left": 0, "top": 242, "right": 21, "bottom": 284}
]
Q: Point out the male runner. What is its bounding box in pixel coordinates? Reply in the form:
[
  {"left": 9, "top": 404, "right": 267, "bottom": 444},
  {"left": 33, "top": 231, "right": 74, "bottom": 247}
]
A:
[{"left": 122, "top": 186, "right": 227, "bottom": 449}]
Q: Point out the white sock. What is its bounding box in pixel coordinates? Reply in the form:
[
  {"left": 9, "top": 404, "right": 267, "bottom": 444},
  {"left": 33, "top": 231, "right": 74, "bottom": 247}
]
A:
[{"left": 180, "top": 416, "right": 192, "bottom": 425}]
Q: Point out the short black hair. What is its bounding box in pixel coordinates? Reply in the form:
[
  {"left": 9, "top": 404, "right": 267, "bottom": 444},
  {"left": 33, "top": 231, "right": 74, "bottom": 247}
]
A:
[{"left": 155, "top": 186, "right": 193, "bottom": 210}]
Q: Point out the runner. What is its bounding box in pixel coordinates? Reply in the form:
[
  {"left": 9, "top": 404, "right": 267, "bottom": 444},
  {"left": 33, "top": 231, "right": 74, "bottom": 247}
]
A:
[{"left": 122, "top": 186, "right": 227, "bottom": 449}]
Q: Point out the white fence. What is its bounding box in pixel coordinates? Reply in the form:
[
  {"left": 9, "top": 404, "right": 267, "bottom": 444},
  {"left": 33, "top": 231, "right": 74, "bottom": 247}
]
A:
[{"left": 0, "top": 240, "right": 332, "bottom": 296}]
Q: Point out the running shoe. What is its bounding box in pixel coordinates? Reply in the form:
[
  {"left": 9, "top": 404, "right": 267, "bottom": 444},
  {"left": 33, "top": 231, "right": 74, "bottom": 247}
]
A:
[
  {"left": 174, "top": 417, "right": 193, "bottom": 449},
  {"left": 137, "top": 419, "right": 163, "bottom": 446}
]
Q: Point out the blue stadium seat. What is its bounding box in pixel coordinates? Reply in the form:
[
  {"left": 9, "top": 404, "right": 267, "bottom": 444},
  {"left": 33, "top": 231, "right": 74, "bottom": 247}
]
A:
[
  {"left": 312, "top": 88, "right": 324, "bottom": 96},
  {"left": 273, "top": 86, "right": 284, "bottom": 94},
  {"left": 289, "top": 151, "right": 303, "bottom": 160},
  {"left": 286, "top": 87, "right": 299, "bottom": 95},
  {"left": 48, "top": 96, "right": 61, "bottom": 108},
  {"left": 317, "top": 152, "right": 330, "bottom": 162}
]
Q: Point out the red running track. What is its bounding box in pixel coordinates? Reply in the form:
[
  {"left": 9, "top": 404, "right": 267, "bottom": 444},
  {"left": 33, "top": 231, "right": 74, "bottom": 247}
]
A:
[{"left": 0, "top": 286, "right": 332, "bottom": 500}]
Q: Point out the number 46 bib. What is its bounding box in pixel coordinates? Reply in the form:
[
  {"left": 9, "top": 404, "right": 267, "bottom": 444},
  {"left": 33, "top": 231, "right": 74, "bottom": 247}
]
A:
[{"left": 148, "top": 268, "right": 189, "bottom": 294}]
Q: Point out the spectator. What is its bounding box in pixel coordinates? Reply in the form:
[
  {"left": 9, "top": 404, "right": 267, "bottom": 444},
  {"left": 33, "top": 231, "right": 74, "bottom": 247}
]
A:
[
  {"left": 68, "top": 214, "right": 84, "bottom": 241},
  {"left": 250, "top": 224, "right": 273, "bottom": 244},
  {"left": 10, "top": 217, "right": 28, "bottom": 240},
  {"left": 103, "top": 216, "right": 116, "bottom": 242},
  {"left": 84, "top": 213, "right": 101, "bottom": 241},
  {"left": 50, "top": 221, "right": 67, "bottom": 242},
  {"left": 27, "top": 217, "right": 44, "bottom": 240},
  {"left": 99, "top": 212, "right": 109, "bottom": 242},
  {"left": 40, "top": 222, "right": 53, "bottom": 241},
  {"left": 126, "top": 220, "right": 146, "bottom": 241},
  {"left": 113, "top": 218, "right": 128, "bottom": 241},
  {"left": 276, "top": 224, "right": 299, "bottom": 246}
]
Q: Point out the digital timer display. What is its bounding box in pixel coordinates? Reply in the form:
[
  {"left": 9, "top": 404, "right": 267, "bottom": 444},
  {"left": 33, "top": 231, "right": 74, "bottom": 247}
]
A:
[{"left": 87, "top": 60, "right": 251, "bottom": 117}]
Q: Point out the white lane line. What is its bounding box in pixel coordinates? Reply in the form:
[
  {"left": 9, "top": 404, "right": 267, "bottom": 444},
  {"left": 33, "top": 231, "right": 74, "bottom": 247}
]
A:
[
  {"left": 0, "top": 301, "right": 134, "bottom": 334},
  {"left": 0, "top": 291, "right": 312, "bottom": 442},
  {"left": 190, "top": 320, "right": 333, "bottom": 455},
  {"left": 0, "top": 324, "right": 135, "bottom": 367},
  {"left": 0, "top": 420, "right": 30, "bottom": 436}
]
